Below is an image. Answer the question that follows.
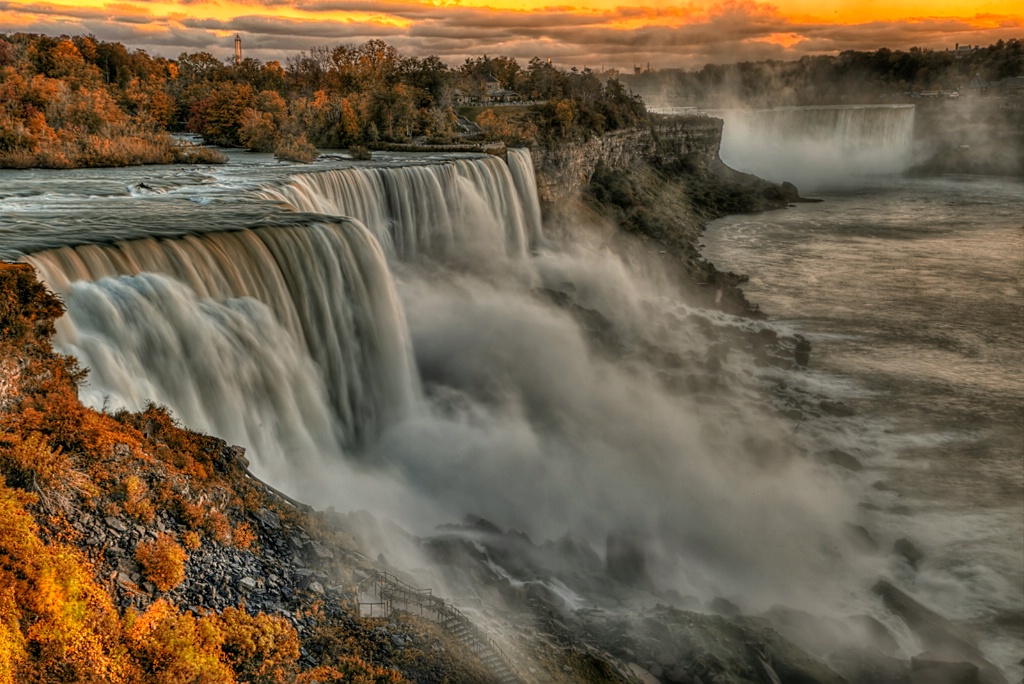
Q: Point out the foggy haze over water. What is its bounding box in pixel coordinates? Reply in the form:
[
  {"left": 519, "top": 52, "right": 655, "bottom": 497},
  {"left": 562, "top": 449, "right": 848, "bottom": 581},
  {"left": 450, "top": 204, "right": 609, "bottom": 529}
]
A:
[{"left": 0, "top": 132, "right": 1020, "bottom": 678}]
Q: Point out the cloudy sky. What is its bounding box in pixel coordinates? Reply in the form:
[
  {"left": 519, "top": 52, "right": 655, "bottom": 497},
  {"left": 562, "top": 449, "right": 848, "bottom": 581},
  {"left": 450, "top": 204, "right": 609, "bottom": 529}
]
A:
[{"left": 1, "top": 0, "right": 1020, "bottom": 69}]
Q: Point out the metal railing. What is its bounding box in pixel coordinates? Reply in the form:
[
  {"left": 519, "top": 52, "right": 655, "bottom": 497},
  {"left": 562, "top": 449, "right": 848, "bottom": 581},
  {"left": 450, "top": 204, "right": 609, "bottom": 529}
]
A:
[{"left": 359, "top": 571, "right": 521, "bottom": 683}]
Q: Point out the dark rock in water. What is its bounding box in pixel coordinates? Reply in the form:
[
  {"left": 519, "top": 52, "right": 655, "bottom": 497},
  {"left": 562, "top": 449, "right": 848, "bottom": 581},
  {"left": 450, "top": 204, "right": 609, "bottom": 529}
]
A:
[
  {"left": 819, "top": 400, "right": 856, "bottom": 417},
  {"left": 911, "top": 653, "right": 980, "bottom": 684},
  {"left": 872, "top": 579, "right": 1007, "bottom": 684},
  {"left": 845, "top": 524, "right": 880, "bottom": 553},
  {"left": 605, "top": 530, "right": 652, "bottom": 588},
  {"left": 709, "top": 596, "right": 741, "bottom": 617},
  {"left": 591, "top": 607, "right": 845, "bottom": 684},
  {"left": 781, "top": 182, "right": 801, "bottom": 201},
  {"left": 829, "top": 646, "right": 910, "bottom": 684},
  {"left": 823, "top": 449, "right": 864, "bottom": 472},
  {"left": 893, "top": 538, "right": 925, "bottom": 570},
  {"left": 218, "top": 444, "right": 249, "bottom": 471},
  {"left": 794, "top": 335, "right": 812, "bottom": 367},
  {"left": 847, "top": 614, "right": 900, "bottom": 656},
  {"left": 762, "top": 605, "right": 852, "bottom": 657}
]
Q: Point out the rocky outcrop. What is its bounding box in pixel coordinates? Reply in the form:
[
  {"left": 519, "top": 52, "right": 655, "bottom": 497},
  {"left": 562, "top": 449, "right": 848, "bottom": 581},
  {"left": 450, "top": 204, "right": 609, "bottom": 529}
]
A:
[
  {"left": 529, "top": 116, "right": 793, "bottom": 318},
  {"left": 530, "top": 116, "right": 724, "bottom": 205}
]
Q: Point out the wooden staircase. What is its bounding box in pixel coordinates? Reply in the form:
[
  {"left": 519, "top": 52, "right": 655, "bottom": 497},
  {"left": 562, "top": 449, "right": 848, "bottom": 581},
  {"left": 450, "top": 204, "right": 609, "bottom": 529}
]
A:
[{"left": 364, "top": 572, "right": 521, "bottom": 684}]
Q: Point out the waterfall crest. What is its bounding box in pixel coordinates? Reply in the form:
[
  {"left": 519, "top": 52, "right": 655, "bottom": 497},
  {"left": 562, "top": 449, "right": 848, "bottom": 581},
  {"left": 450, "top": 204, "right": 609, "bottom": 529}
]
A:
[
  {"left": 26, "top": 219, "right": 419, "bottom": 449},
  {"left": 717, "top": 105, "right": 916, "bottom": 189},
  {"left": 261, "top": 154, "right": 539, "bottom": 260}
]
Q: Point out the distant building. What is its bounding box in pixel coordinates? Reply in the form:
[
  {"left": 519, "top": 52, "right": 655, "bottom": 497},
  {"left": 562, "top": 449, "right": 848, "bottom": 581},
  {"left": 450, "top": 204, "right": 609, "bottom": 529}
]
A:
[
  {"left": 234, "top": 34, "right": 242, "bottom": 66},
  {"left": 947, "top": 43, "right": 977, "bottom": 57},
  {"left": 484, "top": 74, "right": 502, "bottom": 96}
]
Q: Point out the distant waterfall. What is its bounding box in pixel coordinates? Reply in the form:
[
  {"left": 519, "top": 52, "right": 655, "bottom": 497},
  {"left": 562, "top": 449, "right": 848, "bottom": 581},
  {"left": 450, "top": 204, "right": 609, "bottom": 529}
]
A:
[
  {"left": 717, "top": 105, "right": 916, "bottom": 190},
  {"left": 26, "top": 219, "right": 419, "bottom": 452},
  {"left": 261, "top": 154, "right": 539, "bottom": 260}
]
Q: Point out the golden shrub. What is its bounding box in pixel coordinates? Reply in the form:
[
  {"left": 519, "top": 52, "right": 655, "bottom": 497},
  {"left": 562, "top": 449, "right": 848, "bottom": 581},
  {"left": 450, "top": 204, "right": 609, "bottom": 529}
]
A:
[
  {"left": 232, "top": 522, "right": 257, "bottom": 550},
  {"left": 125, "top": 599, "right": 233, "bottom": 684},
  {"left": 0, "top": 477, "right": 128, "bottom": 683},
  {"left": 294, "top": 658, "right": 408, "bottom": 684},
  {"left": 213, "top": 606, "right": 300, "bottom": 681},
  {"left": 205, "top": 507, "right": 233, "bottom": 545},
  {"left": 0, "top": 431, "right": 70, "bottom": 490},
  {"left": 274, "top": 133, "right": 318, "bottom": 163},
  {"left": 182, "top": 530, "right": 201, "bottom": 550},
  {"left": 123, "top": 474, "right": 155, "bottom": 523},
  {"left": 135, "top": 533, "right": 187, "bottom": 592}
]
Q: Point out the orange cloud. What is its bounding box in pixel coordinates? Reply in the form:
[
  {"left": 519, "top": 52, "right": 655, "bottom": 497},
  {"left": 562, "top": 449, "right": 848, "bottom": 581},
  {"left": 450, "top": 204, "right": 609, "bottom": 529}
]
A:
[{"left": 0, "top": 0, "right": 1020, "bottom": 68}]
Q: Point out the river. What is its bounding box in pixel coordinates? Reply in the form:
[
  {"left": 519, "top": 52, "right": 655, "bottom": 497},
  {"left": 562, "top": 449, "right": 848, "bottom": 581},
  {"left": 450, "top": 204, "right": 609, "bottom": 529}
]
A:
[{"left": 703, "top": 174, "right": 1024, "bottom": 678}]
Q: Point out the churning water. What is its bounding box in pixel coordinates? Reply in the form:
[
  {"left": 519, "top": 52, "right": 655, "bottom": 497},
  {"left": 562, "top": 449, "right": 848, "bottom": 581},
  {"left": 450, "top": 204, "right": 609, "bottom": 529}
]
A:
[
  {"left": 703, "top": 175, "right": 1024, "bottom": 677},
  {"left": 1, "top": 147, "right": 1019, "bottom": 676}
]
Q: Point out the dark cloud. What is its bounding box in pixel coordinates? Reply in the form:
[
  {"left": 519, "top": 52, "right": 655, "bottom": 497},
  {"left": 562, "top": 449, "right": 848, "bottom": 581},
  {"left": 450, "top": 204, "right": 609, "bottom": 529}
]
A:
[
  {"left": 180, "top": 13, "right": 402, "bottom": 38},
  {"left": 1, "top": 0, "right": 1020, "bottom": 70}
]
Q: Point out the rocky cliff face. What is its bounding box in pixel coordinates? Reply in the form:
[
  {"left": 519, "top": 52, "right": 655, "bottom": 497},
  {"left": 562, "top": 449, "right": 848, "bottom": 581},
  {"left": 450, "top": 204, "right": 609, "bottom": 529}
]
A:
[
  {"left": 530, "top": 116, "right": 725, "bottom": 205},
  {"left": 529, "top": 115, "right": 793, "bottom": 317}
]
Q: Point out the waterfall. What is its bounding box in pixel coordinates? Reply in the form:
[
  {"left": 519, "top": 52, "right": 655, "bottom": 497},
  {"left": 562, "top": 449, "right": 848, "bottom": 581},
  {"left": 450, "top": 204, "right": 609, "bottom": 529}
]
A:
[
  {"left": 505, "top": 148, "right": 544, "bottom": 247},
  {"left": 260, "top": 154, "right": 539, "bottom": 261},
  {"left": 26, "top": 219, "right": 419, "bottom": 451},
  {"left": 9, "top": 148, "right": 865, "bottom": 613},
  {"left": 59, "top": 273, "right": 342, "bottom": 486},
  {"left": 716, "top": 105, "right": 916, "bottom": 190}
]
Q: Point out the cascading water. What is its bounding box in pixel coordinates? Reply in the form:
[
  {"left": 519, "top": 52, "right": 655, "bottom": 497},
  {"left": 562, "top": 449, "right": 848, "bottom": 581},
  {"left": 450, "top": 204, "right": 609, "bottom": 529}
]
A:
[
  {"left": 3, "top": 144, "right": 1017, "bottom": 680},
  {"left": 716, "top": 105, "right": 916, "bottom": 190},
  {"left": 260, "top": 154, "right": 534, "bottom": 261},
  {"left": 27, "top": 219, "right": 419, "bottom": 453},
  {"left": 13, "top": 150, "right": 870, "bottom": 625},
  {"left": 505, "top": 148, "right": 544, "bottom": 246}
]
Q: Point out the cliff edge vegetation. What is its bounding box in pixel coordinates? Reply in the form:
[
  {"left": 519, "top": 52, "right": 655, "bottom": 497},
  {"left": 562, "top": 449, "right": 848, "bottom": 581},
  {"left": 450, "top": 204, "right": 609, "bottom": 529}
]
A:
[{"left": 0, "top": 262, "right": 496, "bottom": 684}]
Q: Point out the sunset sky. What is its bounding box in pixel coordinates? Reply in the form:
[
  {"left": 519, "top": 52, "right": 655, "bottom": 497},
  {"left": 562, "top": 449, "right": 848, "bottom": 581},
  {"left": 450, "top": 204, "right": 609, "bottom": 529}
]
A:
[{"left": 1, "top": 0, "right": 1021, "bottom": 69}]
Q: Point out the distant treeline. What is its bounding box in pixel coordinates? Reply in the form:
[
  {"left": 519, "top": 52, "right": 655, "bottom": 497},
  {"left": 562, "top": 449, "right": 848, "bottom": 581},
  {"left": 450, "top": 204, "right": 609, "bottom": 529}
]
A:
[
  {"left": 623, "top": 40, "right": 1024, "bottom": 107},
  {"left": 0, "top": 33, "right": 647, "bottom": 168}
]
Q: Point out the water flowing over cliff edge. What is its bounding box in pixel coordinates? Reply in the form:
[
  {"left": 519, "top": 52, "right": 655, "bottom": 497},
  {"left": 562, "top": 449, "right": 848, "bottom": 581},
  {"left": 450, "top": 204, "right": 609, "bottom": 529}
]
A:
[{"left": 1, "top": 117, "right": 1014, "bottom": 682}]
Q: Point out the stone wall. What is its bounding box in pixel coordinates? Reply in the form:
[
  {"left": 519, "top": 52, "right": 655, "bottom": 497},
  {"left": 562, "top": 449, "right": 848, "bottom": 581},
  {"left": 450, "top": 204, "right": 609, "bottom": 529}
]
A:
[{"left": 530, "top": 116, "right": 724, "bottom": 204}]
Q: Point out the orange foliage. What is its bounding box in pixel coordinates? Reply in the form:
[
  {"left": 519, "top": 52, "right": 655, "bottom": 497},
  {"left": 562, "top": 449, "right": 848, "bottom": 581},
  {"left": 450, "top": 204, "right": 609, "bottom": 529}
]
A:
[
  {"left": 123, "top": 474, "right": 155, "bottom": 523},
  {"left": 136, "top": 533, "right": 187, "bottom": 592},
  {"left": 0, "top": 477, "right": 129, "bottom": 683},
  {"left": 232, "top": 521, "right": 257, "bottom": 550},
  {"left": 214, "top": 606, "right": 299, "bottom": 681},
  {"left": 295, "top": 659, "right": 408, "bottom": 684},
  {"left": 0, "top": 431, "right": 72, "bottom": 490},
  {"left": 0, "top": 36, "right": 222, "bottom": 169},
  {"left": 182, "top": 530, "right": 202, "bottom": 551},
  {"left": 205, "top": 507, "right": 233, "bottom": 544},
  {"left": 125, "top": 599, "right": 233, "bottom": 684},
  {"left": 0, "top": 261, "right": 427, "bottom": 684}
]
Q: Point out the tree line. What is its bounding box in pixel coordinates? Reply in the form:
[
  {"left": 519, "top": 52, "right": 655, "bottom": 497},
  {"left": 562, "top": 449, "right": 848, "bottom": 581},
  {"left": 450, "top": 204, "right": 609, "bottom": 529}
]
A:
[
  {"left": 0, "top": 33, "right": 648, "bottom": 167},
  {"left": 624, "top": 40, "right": 1024, "bottom": 107}
]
